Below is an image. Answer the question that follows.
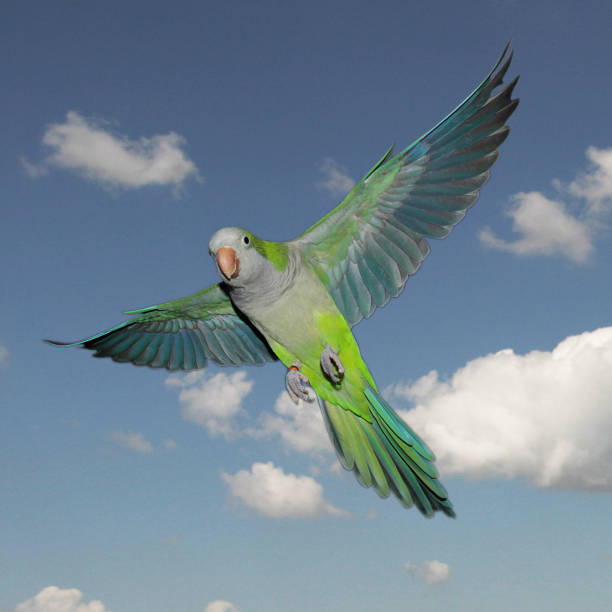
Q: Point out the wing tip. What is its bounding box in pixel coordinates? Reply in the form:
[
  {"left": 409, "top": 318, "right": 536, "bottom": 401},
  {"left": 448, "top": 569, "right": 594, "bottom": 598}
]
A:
[
  {"left": 44, "top": 338, "right": 81, "bottom": 347},
  {"left": 496, "top": 40, "right": 513, "bottom": 69},
  {"left": 123, "top": 305, "right": 157, "bottom": 315}
]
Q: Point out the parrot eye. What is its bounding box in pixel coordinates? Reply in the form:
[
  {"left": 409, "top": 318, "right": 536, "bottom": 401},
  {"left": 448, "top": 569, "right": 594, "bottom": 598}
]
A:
[{"left": 242, "top": 235, "right": 250, "bottom": 246}]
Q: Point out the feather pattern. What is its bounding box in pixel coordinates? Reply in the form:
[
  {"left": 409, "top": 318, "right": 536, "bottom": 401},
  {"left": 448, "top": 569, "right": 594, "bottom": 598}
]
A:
[
  {"left": 294, "top": 43, "right": 519, "bottom": 325},
  {"left": 45, "top": 283, "right": 277, "bottom": 370},
  {"left": 318, "top": 384, "right": 454, "bottom": 518}
]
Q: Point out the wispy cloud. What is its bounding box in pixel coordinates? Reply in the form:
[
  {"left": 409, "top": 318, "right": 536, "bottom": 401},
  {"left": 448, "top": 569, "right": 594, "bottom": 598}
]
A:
[
  {"left": 166, "top": 370, "right": 253, "bottom": 438},
  {"left": 14, "top": 586, "right": 111, "bottom": 612},
  {"left": 247, "top": 391, "right": 331, "bottom": 456},
  {"left": 481, "top": 145, "right": 612, "bottom": 262},
  {"left": 317, "top": 157, "right": 355, "bottom": 197},
  {"left": 20, "top": 156, "right": 48, "bottom": 178},
  {"left": 23, "top": 111, "right": 199, "bottom": 189},
  {"left": 205, "top": 601, "right": 240, "bottom": 612},
  {"left": 569, "top": 146, "right": 612, "bottom": 212},
  {"left": 222, "top": 461, "right": 350, "bottom": 519},
  {"left": 0, "top": 341, "right": 8, "bottom": 366},
  {"left": 157, "top": 535, "right": 182, "bottom": 545},
  {"left": 389, "top": 326, "right": 612, "bottom": 490},
  {"left": 111, "top": 430, "right": 153, "bottom": 454},
  {"left": 404, "top": 560, "right": 451, "bottom": 585}
]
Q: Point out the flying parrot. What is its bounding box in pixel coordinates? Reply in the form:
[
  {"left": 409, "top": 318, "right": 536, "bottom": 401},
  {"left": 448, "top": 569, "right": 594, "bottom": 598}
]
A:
[{"left": 47, "top": 45, "right": 519, "bottom": 518}]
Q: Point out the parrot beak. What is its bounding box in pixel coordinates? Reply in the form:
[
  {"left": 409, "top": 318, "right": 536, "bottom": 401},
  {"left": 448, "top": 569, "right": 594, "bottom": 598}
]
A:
[{"left": 216, "top": 246, "right": 240, "bottom": 280}]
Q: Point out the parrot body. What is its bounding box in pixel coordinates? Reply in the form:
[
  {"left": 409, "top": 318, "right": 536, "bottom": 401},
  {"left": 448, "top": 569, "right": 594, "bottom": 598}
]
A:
[
  {"left": 207, "top": 226, "right": 453, "bottom": 516},
  {"left": 210, "top": 230, "right": 451, "bottom": 516},
  {"left": 221, "top": 235, "right": 371, "bottom": 416},
  {"left": 47, "top": 45, "right": 520, "bottom": 517}
]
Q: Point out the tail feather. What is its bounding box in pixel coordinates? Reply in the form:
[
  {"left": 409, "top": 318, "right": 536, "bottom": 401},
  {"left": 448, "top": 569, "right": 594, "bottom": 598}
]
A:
[
  {"left": 364, "top": 387, "right": 435, "bottom": 461},
  {"left": 318, "top": 385, "right": 455, "bottom": 518}
]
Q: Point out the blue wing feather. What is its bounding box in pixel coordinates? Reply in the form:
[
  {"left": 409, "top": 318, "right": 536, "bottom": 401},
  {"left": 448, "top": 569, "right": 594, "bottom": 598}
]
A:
[
  {"left": 295, "top": 45, "right": 519, "bottom": 325},
  {"left": 46, "top": 283, "right": 277, "bottom": 370}
]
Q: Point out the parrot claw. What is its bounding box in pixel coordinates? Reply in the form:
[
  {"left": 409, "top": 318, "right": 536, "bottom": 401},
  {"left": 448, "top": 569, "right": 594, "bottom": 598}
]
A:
[
  {"left": 320, "top": 345, "right": 345, "bottom": 385},
  {"left": 286, "top": 363, "right": 316, "bottom": 404}
]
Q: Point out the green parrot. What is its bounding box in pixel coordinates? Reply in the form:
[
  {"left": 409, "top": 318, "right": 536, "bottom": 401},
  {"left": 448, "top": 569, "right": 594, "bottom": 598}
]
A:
[{"left": 48, "top": 45, "right": 519, "bottom": 518}]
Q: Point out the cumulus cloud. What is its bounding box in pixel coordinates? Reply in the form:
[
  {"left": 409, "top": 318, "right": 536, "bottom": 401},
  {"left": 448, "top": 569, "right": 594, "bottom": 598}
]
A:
[
  {"left": 479, "top": 191, "right": 593, "bottom": 263},
  {"left": 14, "top": 586, "right": 111, "bottom": 612},
  {"left": 111, "top": 430, "right": 153, "bottom": 453},
  {"left": 389, "top": 327, "right": 612, "bottom": 490},
  {"left": 317, "top": 158, "right": 355, "bottom": 197},
  {"left": 221, "top": 461, "right": 350, "bottom": 518},
  {"left": 248, "top": 391, "right": 331, "bottom": 455},
  {"left": 23, "top": 111, "right": 199, "bottom": 189},
  {"left": 204, "top": 601, "right": 239, "bottom": 612},
  {"left": 481, "top": 145, "right": 612, "bottom": 262},
  {"left": 404, "top": 560, "right": 451, "bottom": 585},
  {"left": 166, "top": 370, "right": 253, "bottom": 438}
]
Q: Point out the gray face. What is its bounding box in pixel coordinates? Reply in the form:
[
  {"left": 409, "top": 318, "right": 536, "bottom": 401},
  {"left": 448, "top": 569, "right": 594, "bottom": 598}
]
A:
[{"left": 208, "top": 226, "right": 266, "bottom": 287}]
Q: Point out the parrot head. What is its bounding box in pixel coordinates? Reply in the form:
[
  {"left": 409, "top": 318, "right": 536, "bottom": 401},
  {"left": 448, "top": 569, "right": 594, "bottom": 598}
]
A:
[{"left": 208, "top": 226, "right": 267, "bottom": 286}]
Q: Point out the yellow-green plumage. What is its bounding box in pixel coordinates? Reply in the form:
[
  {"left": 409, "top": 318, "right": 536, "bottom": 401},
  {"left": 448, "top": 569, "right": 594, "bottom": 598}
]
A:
[{"left": 249, "top": 233, "right": 290, "bottom": 272}]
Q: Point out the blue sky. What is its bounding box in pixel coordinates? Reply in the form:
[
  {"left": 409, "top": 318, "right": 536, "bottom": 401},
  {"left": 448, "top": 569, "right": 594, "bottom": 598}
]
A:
[{"left": 2, "top": 1, "right": 612, "bottom": 610}]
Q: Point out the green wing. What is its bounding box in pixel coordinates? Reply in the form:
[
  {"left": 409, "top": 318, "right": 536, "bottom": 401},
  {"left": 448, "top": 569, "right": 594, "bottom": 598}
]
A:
[
  {"left": 46, "top": 284, "right": 277, "bottom": 370},
  {"left": 294, "top": 44, "right": 519, "bottom": 326}
]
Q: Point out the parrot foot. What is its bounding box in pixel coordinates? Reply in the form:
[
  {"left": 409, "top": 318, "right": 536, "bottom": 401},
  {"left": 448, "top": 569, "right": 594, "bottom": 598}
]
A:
[
  {"left": 320, "top": 345, "right": 345, "bottom": 385},
  {"left": 286, "top": 362, "right": 316, "bottom": 404}
]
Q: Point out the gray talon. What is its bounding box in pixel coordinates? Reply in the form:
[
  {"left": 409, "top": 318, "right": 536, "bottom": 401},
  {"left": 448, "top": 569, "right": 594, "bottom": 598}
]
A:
[
  {"left": 321, "top": 345, "right": 345, "bottom": 384},
  {"left": 286, "top": 363, "right": 316, "bottom": 404}
]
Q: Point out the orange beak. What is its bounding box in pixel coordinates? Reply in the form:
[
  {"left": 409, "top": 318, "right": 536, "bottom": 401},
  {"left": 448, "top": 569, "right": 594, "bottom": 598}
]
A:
[{"left": 216, "top": 246, "right": 240, "bottom": 280}]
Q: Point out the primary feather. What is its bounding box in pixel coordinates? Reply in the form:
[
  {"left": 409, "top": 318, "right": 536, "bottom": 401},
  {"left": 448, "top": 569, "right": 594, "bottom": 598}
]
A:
[{"left": 45, "top": 284, "right": 277, "bottom": 369}]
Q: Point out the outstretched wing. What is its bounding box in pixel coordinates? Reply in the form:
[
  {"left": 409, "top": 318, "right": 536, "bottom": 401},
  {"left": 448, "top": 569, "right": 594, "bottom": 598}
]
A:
[
  {"left": 293, "top": 44, "right": 519, "bottom": 326},
  {"left": 46, "top": 284, "right": 277, "bottom": 370}
]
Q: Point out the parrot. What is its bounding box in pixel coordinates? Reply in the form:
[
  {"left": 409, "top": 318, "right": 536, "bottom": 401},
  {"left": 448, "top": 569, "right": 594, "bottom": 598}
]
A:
[{"left": 47, "top": 44, "right": 519, "bottom": 518}]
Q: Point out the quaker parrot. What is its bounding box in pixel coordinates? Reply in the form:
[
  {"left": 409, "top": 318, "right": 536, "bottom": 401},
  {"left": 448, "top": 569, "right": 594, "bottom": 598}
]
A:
[{"left": 47, "top": 45, "right": 519, "bottom": 518}]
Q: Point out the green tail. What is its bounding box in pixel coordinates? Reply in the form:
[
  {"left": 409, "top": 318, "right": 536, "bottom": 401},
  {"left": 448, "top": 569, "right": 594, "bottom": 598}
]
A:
[{"left": 318, "top": 385, "right": 455, "bottom": 518}]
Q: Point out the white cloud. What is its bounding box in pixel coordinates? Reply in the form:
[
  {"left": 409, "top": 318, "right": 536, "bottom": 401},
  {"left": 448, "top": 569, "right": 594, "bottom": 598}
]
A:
[
  {"left": 204, "top": 601, "right": 239, "bottom": 612},
  {"left": 317, "top": 158, "right": 355, "bottom": 197},
  {"left": 111, "top": 430, "right": 153, "bottom": 453},
  {"left": 569, "top": 146, "right": 612, "bottom": 212},
  {"left": 481, "top": 145, "right": 612, "bottom": 262},
  {"left": 163, "top": 438, "right": 177, "bottom": 449},
  {"left": 24, "top": 111, "right": 199, "bottom": 189},
  {"left": 167, "top": 370, "right": 254, "bottom": 438},
  {"left": 389, "top": 327, "right": 612, "bottom": 490},
  {"left": 0, "top": 341, "right": 8, "bottom": 365},
  {"left": 479, "top": 191, "right": 593, "bottom": 263},
  {"left": 248, "top": 391, "right": 331, "bottom": 455},
  {"left": 404, "top": 560, "right": 451, "bottom": 585},
  {"left": 14, "top": 586, "right": 111, "bottom": 612},
  {"left": 221, "top": 461, "right": 350, "bottom": 518}
]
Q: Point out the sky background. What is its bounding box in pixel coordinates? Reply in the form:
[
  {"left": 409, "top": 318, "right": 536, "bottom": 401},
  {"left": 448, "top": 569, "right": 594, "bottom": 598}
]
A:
[{"left": 2, "top": 1, "right": 612, "bottom": 611}]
